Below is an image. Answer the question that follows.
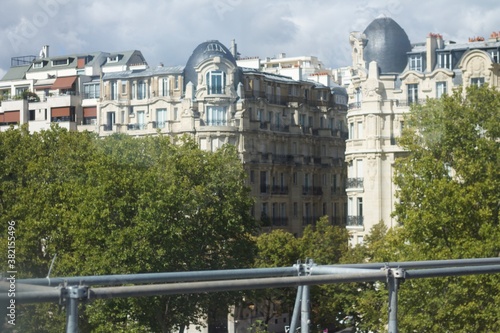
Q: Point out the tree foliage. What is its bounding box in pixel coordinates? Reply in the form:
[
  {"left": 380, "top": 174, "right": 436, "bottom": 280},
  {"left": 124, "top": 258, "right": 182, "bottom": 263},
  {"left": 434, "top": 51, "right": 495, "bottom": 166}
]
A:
[
  {"left": 394, "top": 85, "right": 499, "bottom": 259},
  {"left": 0, "top": 126, "right": 258, "bottom": 332},
  {"left": 252, "top": 217, "right": 351, "bottom": 331},
  {"left": 349, "top": 85, "right": 500, "bottom": 332}
]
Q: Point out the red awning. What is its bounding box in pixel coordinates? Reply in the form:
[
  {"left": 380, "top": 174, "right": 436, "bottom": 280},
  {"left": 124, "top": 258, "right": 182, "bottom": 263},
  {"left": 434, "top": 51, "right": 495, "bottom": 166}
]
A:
[
  {"left": 51, "top": 76, "right": 77, "bottom": 90},
  {"left": 3, "top": 111, "right": 20, "bottom": 123},
  {"left": 83, "top": 107, "right": 97, "bottom": 117},
  {"left": 51, "top": 107, "right": 70, "bottom": 117}
]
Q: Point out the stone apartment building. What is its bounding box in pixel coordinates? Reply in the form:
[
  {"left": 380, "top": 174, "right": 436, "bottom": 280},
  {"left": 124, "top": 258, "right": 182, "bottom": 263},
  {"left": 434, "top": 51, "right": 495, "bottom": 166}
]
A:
[
  {"left": 0, "top": 40, "right": 349, "bottom": 239},
  {"left": 345, "top": 16, "right": 500, "bottom": 245},
  {"left": 2, "top": 18, "right": 500, "bottom": 333}
]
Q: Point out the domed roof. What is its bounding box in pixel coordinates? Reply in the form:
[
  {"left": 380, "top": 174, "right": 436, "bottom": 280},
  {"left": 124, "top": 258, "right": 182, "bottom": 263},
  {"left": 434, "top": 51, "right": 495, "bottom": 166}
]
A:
[
  {"left": 184, "top": 40, "right": 241, "bottom": 89},
  {"left": 363, "top": 17, "right": 411, "bottom": 74}
]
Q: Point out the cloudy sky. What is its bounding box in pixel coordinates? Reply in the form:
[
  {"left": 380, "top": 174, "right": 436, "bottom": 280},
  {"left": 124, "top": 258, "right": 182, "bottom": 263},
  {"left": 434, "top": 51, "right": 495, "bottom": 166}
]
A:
[{"left": 1, "top": 0, "right": 499, "bottom": 78}]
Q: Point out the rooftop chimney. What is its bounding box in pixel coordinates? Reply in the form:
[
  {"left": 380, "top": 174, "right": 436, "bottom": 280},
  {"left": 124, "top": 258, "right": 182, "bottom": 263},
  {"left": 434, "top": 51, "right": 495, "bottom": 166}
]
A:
[
  {"left": 39, "top": 45, "right": 49, "bottom": 58},
  {"left": 230, "top": 39, "right": 238, "bottom": 59}
]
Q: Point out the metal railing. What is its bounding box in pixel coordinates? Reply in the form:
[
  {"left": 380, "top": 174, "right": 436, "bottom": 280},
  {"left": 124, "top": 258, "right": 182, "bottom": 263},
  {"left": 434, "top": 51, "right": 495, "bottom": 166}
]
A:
[
  {"left": 271, "top": 185, "right": 289, "bottom": 195},
  {"left": 271, "top": 216, "right": 289, "bottom": 226},
  {"left": 302, "top": 186, "right": 323, "bottom": 196},
  {"left": 127, "top": 123, "right": 147, "bottom": 130},
  {"left": 4, "top": 258, "right": 500, "bottom": 333},
  {"left": 346, "top": 177, "right": 363, "bottom": 189},
  {"left": 347, "top": 215, "right": 363, "bottom": 227}
]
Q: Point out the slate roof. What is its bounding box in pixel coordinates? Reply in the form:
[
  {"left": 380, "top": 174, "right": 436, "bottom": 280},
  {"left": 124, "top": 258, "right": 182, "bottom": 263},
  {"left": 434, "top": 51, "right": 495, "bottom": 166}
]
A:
[
  {"left": 102, "top": 66, "right": 185, "bottom": 80},
  {"left": 363, "top": 17, "right": 412, "bottom": 74},
  {"left": 102, "top": 50, "right": 146, "bottom": 67},
  {"left": 1, "top": 65, "right": 30, "bottom": 81},
  {"left": 184, "top": 40, "right": 242, "bottom": 89}
]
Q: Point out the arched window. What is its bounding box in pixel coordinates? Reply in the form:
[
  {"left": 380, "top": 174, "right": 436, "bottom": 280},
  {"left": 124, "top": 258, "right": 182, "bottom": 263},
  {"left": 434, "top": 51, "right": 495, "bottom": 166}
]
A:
[{"left": 206, "top": 70, "right": 226, "bottom": 94}]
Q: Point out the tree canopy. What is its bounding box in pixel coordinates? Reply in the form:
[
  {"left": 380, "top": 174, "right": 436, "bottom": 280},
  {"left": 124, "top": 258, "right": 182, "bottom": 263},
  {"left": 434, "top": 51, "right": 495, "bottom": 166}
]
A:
[
  {"left": 348, "top": 85, "right": 500, "bottom": 332},
  {"left": 0, "top": 126, "right": 258, "bottom": 332}
]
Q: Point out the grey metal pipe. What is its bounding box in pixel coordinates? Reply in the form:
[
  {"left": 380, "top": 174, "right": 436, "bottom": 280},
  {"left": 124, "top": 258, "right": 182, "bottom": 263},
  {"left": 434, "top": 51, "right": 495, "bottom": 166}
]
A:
[
  {"left": 19, "top": 258, "right": 500, "bottom": 288},
  {"left": 13, "top": 271, "right": 389, "bottom": 303},
  {"left": 301, "top": 285, "right": 310, "bottom": 333},
  {"left": 20, "top": 266, "right": 300, "bottom": 287},
  {"left": 310, "top": 266, "right": 378, "bottom": 275},
  {"left": 66, "top": 286, "right": 80, "bottom": 333},
  {"left": 387, "top": 273, "right": 400, "bottom": 333},
  {"left": 335, "top": 257, "right": 500, "bottom": 270},
  {"left": 405, "top": 264, "right": 500, "bottom": 279},
  {"left": 289, "top": 285, "right": 303, "bottom": 333},
  {"left": 11, "top": 264, "right": 500, "bottom": 305}
]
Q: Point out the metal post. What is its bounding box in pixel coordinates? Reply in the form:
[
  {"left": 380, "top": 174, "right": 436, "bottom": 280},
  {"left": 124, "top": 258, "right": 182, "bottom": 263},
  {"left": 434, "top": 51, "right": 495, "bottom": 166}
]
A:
[
  {"left": 301, "top": 285, "right": 310, "bottom": 333},
  {"left": 300, "top": 259, "right": 314, "bottom": 333},
  {"left": 289, "top": 285, "right": 302, "bottom": 333},
  {"left": 387, "top": 268, "right": 405, "bottom": 333},
  {"left": 65, "top": 285, "right": 88, "bottom": 333}
]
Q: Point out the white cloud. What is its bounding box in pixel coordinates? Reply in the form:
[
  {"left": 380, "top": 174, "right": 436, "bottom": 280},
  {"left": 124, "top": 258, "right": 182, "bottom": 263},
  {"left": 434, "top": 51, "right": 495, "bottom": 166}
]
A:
[{"left": 0, "top": 0, "right": 499, "bottom": 76}]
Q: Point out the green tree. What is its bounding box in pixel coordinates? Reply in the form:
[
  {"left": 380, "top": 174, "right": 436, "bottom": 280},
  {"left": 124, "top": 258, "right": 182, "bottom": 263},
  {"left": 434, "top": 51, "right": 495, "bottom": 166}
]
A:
[
  {"left": 340, "top": 222, "right": 399, "bottom": 333},
  {"left": 354, "top": 85, "right": 500, "bottom": 332},
  {"left": 0, "top": 128, "right": 258, "bottom": 332},
  {"left": 251, "top": 218, "right": 351, "bottom": 332},
  {"left": 251, "top": 230, "right": 301, "bottom": 326},
  {"left": 298, "top": 217, "right": 351, "bottom": 331}
]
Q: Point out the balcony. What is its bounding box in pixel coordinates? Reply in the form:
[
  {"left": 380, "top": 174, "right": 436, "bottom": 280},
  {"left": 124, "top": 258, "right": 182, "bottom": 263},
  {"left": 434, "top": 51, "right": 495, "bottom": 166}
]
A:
[
  {"left": 152, "top": 121, "right": 166, "bottom": 129},
  {"left": 270, "top": 123, "right": 289, "bottom": 132},
  {"left": 127, "top": 123, "right": 147, "bottom": 131},
  {"left": 346, "top": 178, "right": 364, "bottom": 189},
  {"left": 309, "top": 99, "right": 335, "bottom": 108},
  {"left": 272, "top": 154, "right": 294, "bottom": 164},
  {"left": 102, "top": 124, "right": 113, "bottom": 132},
  {"left": 302, "top": 186, "right": 323, "bottom": 196},
  {"left": 271, "top": 217, "right": 289, "bottom": 226},
  {"left": 301, "top": 126, "right": 312, "bottom": 134},
  {"left": 271, "top": 185, "right": 288, "bottom": 195},
  {"left": 348, "top": 102, "right": 361, "bottom": 110},
  {"left": 394, "top": 99, "right": 427, "bottom": 107},
  {"left": 203, "top": 119, "right": 228, "bottom": 127},
  {"left": 1, "top": 99, "right": 27, "bottom": 112},
  {"left": 347, "top": 215, "right": 364, "bottom": 227}
]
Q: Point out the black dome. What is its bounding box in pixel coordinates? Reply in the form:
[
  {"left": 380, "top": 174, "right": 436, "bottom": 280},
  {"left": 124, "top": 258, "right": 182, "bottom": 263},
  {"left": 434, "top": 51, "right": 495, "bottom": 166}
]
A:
[
  {"left": 184, "top": 40, "right": 241, "bottom": 89},
  {"left": 363, "top": 17, "right": 411, "bottom": 74}
]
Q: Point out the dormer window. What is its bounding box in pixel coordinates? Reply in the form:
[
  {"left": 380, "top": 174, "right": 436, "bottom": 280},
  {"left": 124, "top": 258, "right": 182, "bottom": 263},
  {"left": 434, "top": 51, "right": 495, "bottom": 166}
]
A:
[
  {"left": 489, "top": 50, "right": 499, "bottom": 63},
  {"left": 409, "top": 55, "right": 423, "bottom": 71},
  {"left": 52, "top": 58, "right": 69, "bottom": 66},
  {"left": 437, "top": 53, "right": 452, "bottom": 69},
  {"left": 107, "top": 55, "right": 120, "bottom": 63},
  {"left": 33, "top": 61, "right": 45, "bottom": 69},
  {"left": 205, "top": 43, "right": 226, "bottom": 53},
  {"left": 206, "top": 70, "right": 226, "bottom": 94}
]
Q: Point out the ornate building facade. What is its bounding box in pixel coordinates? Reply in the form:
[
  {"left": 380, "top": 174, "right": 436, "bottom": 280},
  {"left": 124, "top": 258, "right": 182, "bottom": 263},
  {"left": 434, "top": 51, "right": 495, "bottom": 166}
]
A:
[
  {"left": 345, "top": 17, "right": 500, "bottom": 245},
  {"left": 0, "top": 40, "right": 349, "bottom": 238}
]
